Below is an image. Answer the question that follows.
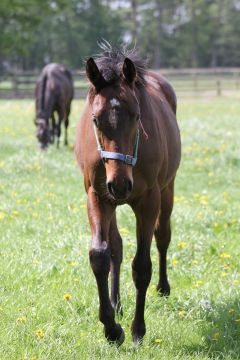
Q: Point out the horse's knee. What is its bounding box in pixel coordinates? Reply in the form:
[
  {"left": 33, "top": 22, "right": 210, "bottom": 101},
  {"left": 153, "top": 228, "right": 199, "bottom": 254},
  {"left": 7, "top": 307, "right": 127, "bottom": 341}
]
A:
[
  {"left": 155, "top": 220, "right": 171, "bottom": 252},
  {"left": 132, "top": 256, "right": 152, "bottom": 289},
  {"left": 89, "top": 247, "right": 110, "bottom": 276}
]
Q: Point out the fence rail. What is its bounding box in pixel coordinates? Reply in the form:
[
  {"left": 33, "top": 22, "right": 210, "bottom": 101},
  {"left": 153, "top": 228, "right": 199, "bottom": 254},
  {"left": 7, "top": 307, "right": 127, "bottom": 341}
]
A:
[{"left": 0, "top": 68, "right": 239, "bottom": 99}]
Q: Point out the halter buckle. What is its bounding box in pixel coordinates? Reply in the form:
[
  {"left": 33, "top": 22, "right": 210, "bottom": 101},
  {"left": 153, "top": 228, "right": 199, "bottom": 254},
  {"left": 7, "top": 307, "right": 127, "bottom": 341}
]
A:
[{"left": 125, "top": 155, "right": 133, "bottom": 165}]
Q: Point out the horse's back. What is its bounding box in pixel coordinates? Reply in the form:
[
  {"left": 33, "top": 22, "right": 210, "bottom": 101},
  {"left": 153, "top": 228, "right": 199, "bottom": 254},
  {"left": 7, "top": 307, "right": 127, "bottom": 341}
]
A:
[
  {"left": 37, "top": 63, "right": 74, "bottom": 102},
  {"left": 143, "top": 71, "right": 181, "bottom": 188}
]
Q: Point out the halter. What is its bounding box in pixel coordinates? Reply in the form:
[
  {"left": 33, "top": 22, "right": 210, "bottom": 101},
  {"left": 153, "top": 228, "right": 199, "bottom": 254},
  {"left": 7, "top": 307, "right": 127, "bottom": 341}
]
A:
[{"left": 93, "top": 121, "right": 139, "bottom": 167}]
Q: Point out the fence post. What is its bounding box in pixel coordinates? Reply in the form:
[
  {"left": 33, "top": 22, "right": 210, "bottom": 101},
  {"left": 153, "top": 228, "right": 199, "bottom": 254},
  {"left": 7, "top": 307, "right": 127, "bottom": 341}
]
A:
[
  {"left": 216, "top": 79, "right": 221, "bottom": 96},
  {"left": 12, "top": 75, "right": 18, "bottom": 97},
  {"left": 236, "top": 72, "right": 239, "bottom": 90}
]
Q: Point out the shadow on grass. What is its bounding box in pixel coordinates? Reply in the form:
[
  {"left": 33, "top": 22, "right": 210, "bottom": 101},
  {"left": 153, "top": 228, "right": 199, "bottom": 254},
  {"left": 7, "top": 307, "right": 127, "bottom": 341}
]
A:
[{"left": 182, "top": 297, "right": 240, "bottom": 359}]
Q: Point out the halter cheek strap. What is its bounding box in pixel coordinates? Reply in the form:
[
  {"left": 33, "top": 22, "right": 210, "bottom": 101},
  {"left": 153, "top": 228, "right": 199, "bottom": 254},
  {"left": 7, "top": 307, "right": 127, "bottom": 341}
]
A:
[{"left": 93, "top": 123, "right": 139, "bottom": 167}]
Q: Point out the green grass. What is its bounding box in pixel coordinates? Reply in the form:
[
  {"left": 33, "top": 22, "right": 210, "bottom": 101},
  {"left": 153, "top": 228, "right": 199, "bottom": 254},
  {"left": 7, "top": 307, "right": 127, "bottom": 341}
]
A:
[{"left": 0, "top": 97, "right": 239, "bottom": 359}]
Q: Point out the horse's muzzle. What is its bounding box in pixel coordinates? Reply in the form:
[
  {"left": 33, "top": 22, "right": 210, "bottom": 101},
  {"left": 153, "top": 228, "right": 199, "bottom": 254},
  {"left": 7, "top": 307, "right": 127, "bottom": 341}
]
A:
[{"left": 107, "top": 179, "right": 133, "bottom": 200}]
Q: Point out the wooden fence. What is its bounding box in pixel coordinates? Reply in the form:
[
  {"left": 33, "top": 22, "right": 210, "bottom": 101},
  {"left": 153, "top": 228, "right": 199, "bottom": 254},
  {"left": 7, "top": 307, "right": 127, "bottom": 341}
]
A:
[{"left": 0, "top": 68, "right": 239, "bottom": 99}]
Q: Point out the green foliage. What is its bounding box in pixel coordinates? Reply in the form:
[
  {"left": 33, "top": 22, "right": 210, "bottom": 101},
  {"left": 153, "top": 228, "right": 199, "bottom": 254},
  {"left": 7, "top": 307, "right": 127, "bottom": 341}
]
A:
[
  {"left": 0, "top": 97, "right": 240, "bottom": 358},
  {"left": 1, "top": 0, "right": 240, "bottom": 71}
]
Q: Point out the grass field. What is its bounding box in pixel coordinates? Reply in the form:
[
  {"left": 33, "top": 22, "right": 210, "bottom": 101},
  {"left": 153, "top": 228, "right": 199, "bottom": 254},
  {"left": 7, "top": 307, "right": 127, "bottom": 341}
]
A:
[{"left": 0, "top": 97, "right": 239, "bottom": 359}]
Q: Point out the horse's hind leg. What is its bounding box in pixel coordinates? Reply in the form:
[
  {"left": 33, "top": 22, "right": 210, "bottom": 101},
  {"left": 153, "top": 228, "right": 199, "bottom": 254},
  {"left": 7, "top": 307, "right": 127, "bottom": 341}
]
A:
[
  {"left": 64, "top": 104, "right": 70, "bottom": 146},
  {"left": 64, "top": 118, "right": 69, "bottom": 146},
  {"left": 56, "top": 112, "right": 62, "bottom": 148},
  {"left": 154, "top": 180, "right": 174, "bottom": 296},
  {"left": 50, "top": 113, "right": 56, "bottom": 144},
  {"left": 109, "top": 214, "right": 123, "bottom": 316}
]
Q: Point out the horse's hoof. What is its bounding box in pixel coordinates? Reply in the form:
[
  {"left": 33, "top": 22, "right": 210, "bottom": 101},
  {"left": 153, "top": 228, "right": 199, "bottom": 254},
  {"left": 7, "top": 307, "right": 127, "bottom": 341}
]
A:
[
  {"left": 132, "top": 333, "right": 144, "bottom": 345},
  {"left": 131, "top": 321, "right": 146, "bottom": 345},
  {"left": 157, "top": 282, "right": 170, "bottom": 297},
  {"left": 105, "top": 323, "right": 125, "bottom": 346}
]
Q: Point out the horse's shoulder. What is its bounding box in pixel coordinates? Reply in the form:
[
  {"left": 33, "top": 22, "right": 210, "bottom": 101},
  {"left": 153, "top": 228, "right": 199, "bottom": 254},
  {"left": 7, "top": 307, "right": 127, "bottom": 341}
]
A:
[{"left": 145, "top": 71, "right": 177, "bottom": 115}]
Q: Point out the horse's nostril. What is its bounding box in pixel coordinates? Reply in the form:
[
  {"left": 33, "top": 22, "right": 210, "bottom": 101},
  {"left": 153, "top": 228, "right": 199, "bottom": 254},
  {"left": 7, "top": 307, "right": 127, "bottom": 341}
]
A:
[
  {"left": 127, "top": 180, "right": 133, "bottom": 193},
  {"left": 107, "top": 182, "right": 114, "bottom": 196}
]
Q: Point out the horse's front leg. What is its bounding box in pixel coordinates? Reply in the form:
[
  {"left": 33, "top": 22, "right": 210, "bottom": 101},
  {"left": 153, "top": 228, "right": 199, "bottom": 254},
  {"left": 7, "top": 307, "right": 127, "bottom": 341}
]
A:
[
  {"left": 87, "top": 187, "right": 125, "bottom": 345},
  {"left": 131, "top": 187, "right": 160, "bottom": 343}
]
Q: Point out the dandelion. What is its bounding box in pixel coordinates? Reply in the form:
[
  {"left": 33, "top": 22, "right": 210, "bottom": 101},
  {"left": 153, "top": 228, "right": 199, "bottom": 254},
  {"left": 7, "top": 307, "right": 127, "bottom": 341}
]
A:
[
  {"left": 178, "top": 310, "right": 186, "bottom": 318},
  {"left": 69, "top": 262, "right": 76, "bottom": 267},
  {"left": 63, "top": 293, "right": 72, "bottom": 301},
  {"left": 35, "top": 329, "right": 45, "bottom": 338},
  {"left": 16, "top": 316, "right": 27, "bottom": 323},
  {"left": 192, "top": 260, "right": 198, "bottom": 265},
  {"left": 194, "top": 280, "right": 203, "bottom": 288},
  {"left": 221, "top": 272, "right": 228, "bottom": 278},
  {"left": 174, "top": 195, "right": 186, "bottom": 203},
  {"left": 120, "top": 227, "right": 130, "bottom": 236},
  {"left": 177, "top": 242, "right": 187, "bottom": 249},
  {"left": 0, "top": 211, "right": 6, "bottom": 220},
  {"left": 172, "top": 258, "right": 178, "bottom": 266},
  {"left": 199, "top": 195, "right": 209, "bottom": 206},
  {"left": 220, "top": 252, "right": 231, "bottom": 259},
  {"left": 11, "top": 210, "right": 19, "bottom": 217},
  {"left": 154, "top": 338, "right": 162, "bottom": 344}
]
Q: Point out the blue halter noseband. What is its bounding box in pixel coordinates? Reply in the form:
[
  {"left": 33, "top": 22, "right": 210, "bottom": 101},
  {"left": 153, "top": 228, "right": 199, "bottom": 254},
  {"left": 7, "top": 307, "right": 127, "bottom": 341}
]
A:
[{"left": 93, "top": 121, "right": 139, "bottom": 167}]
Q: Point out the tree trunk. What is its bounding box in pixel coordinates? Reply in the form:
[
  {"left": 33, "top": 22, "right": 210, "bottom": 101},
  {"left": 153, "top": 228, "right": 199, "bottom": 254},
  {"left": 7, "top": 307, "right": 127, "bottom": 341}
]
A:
[{"left": 153, "top": 0, "right": 162, "bottom": 68}]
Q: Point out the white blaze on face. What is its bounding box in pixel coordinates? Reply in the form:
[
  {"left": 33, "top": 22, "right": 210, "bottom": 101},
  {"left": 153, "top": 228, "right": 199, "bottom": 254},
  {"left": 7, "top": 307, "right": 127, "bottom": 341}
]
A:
[{"left": 110, "top": 98, "right": 120, "bottom": 108}]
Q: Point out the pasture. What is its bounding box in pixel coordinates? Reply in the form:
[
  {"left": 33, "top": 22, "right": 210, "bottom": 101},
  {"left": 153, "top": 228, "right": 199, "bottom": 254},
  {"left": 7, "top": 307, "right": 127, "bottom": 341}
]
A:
[{"left": 0, "top": 97, "right": 239, "bottom": 359}]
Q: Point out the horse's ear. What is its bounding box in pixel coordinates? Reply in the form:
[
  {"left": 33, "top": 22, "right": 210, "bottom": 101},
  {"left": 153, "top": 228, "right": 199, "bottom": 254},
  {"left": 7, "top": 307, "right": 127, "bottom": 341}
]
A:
[
  {"left": 86, "top": 57, "right": 106, "bottom": 92},
  {"left": 122, "top": 58, "right": 136, "bottom": 85}
]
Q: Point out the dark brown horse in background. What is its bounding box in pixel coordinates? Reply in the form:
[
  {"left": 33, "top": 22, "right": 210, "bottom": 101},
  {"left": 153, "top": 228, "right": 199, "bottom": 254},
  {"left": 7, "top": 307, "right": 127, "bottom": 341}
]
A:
[
  {"left": 75, "top": 44, "right": 181, "bottom": 345},
  {"left": 35, "top": 63, "right": 74, "bottom": 149}
]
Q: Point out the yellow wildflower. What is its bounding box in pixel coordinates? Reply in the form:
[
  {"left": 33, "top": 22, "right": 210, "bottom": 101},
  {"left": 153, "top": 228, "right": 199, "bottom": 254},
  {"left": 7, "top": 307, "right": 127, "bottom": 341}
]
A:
[
  {"left": 178, "top": 310, "right": 186, "bottom": 318},
  {"left": 221, "top": 272, "right": 228, "bottom": 278},
  {"left": 0, "top": 211, "right": 6, "bottom": 220},
  {"left": 0, "top": 161, "right": 5, "bottom": 168},
  {"left": 11, "top": 210, "right": 19, "bottom": 217},
  {"left": 16, "top": 316, "right": 27, "bottom": 323},
  {"left": 193, "top": 280, "right": 203, "bottom": 288},
  {"left": 120, "top": 227, "right": 129, "bottom": 236},
  {"left": 63, "top": 293, "right": 72, "bottom": 301},
  {"left": 172, "top": 258, "right": 178, "bottom": 266},
  {"left": 154, "top": 338, "right": 162, "bottom": 344},
  {"left": 220, "top": 253, "right": 231, "bottom": 259},
  {"left": 35, "top": 329, "right": 45, "bottom": 338},
  {"left": 178, "top": 242, "right": 187, "bottom": 249}
]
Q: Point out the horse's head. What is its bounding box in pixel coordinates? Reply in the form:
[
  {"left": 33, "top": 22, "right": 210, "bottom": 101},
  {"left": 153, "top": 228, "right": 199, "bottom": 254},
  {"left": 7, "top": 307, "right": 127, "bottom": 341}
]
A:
[
  {"left": 86, "top": 57, "right": 140, "bottom": 200},
  {"left": 35, "top": 118, "right": 51, "bottom": 149}
]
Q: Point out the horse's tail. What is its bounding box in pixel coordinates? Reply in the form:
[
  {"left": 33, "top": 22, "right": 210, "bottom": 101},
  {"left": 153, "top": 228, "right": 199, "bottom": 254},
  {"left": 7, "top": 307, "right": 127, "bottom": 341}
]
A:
[{"left": 39, "top": 73, "right": 48, "bottom": 113}]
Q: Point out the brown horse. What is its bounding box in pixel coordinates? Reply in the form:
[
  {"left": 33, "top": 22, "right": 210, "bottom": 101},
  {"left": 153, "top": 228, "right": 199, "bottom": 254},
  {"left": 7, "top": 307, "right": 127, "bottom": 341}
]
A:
[
  {"left": 35, "top": 63, "right": 74, "bottom": 149},
  {"left": 75, "top": 44, "right": 181, "bottom": 345}
]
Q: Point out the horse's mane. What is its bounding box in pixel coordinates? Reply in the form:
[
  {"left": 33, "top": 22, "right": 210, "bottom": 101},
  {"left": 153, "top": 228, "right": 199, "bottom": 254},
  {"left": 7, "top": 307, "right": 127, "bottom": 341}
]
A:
[{"left": 91, "top": 41, "right": 148, "bottom": 87}]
